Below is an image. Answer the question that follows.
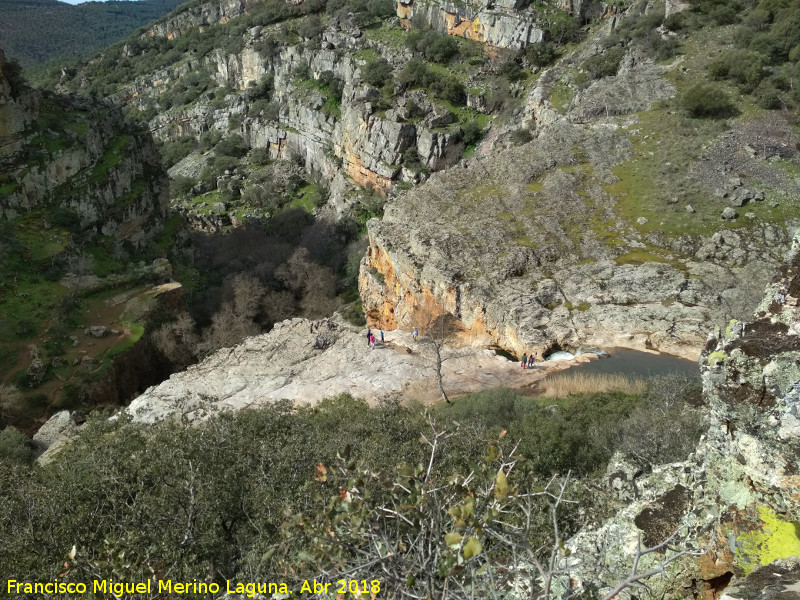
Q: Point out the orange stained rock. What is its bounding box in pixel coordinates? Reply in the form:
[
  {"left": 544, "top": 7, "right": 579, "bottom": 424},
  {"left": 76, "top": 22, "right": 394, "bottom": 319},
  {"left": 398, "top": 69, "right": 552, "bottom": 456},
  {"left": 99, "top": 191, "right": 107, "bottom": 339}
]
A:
[
  {"left": 397, "top": 1, "right": 412, "bottom": 19},
  {"left": 269, "top": 138, "right": 286, "bottom": 160},
  {"left": 345, "top": 150, "right": 392, "bottom": 193},
  {"left": 444, "top": 12, "right": 486, "bottom": 42}
]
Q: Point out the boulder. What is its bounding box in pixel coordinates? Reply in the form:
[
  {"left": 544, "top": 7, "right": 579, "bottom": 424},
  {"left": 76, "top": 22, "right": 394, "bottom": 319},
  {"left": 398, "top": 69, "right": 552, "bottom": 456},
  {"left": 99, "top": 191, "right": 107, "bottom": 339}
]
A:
[
  {"left": 84, "top": 325, "right": 108, "bottom": 338},
  {"left": 32, "top": 411, "right": 77, "bottom": 452},
  {"left": 722, "top": 207, "right": 737, "bottom": 220}
]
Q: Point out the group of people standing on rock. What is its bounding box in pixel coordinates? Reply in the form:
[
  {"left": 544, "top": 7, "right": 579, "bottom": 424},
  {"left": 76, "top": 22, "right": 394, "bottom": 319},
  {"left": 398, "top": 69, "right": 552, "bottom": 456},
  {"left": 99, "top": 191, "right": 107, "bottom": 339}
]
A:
[
  {"left": 366, "top": 328, "right": 385, "bottom": 350},
  {"left": 520, "top": 352, "right": 535, "bottom": 369}
]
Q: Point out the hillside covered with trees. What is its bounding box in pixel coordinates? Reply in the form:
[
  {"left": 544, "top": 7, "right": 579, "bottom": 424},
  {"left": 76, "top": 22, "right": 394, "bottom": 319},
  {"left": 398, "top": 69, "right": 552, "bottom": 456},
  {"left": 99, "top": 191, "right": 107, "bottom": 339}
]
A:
[{"left": 0, "top": 0, "right": 185, "bottom": 66}]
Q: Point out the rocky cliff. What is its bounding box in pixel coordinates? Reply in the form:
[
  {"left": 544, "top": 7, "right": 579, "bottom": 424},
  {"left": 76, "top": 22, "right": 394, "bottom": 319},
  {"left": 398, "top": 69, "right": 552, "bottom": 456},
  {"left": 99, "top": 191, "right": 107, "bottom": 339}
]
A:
[
  {"left": 122, "top": 315, "right": 590, "bottom": 425},
  {"left": 359, "top": 16, "right": 800, "bottom": 359},
  {"left": 70, "top": 7, "right": 482, "bottom": 212},
  {"left": 1, "top": 47, "right": 173, "bottom": 430},
  {"left": 548, "top": 232, "right": 800, "bottom": 598},
  {"left": 1, "top": 68, "right": 168, "bottom": 247}
]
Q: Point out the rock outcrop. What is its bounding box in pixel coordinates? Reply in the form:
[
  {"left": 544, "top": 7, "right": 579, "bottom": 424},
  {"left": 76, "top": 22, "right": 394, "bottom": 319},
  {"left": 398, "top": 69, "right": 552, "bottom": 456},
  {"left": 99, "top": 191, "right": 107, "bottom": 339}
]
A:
[
  {"left": 397, "top": 0, "right": 546, "bottom": 50},
  {"left": 125, "top": 315, "right": 592, "bottom": 424},
  {"left": 110, "top": 26, "right": 465, "bottom": 205},
  {"left": 547, "top": 233, "right": 800, "bottom": 598},
  {"left": 0, "top": 76, "right": 169, "bottom": 247},
  {"left": 358, "top": 136, "right": 789, "bottom": 360}
]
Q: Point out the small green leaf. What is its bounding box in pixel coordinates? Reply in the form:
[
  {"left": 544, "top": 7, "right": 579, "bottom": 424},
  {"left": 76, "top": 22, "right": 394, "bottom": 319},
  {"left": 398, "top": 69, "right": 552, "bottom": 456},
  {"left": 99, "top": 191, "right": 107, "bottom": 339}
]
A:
[
  {"left": 495, "top": 469, "right": 509, "bottom": 499},
  {"left": 444, "top": 532, "right": 462, "bottom": 547},
  {"left": 462, "top": 537, "right": 482, "bottom": 560}
]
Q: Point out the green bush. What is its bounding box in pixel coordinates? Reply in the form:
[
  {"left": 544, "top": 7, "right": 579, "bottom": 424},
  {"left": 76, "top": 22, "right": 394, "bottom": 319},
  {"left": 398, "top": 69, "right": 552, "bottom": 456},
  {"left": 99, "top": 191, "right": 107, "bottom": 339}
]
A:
[
  {"left": 708, "top": 49, "right": 768, "bottom": 91},
  {"left": 460, "top": 120, "right": 484, "bottom": 147},
  {"left": 397, "top": 58, "right": 435, "bottom": 88},
  {"left": 406, "top": 29, "right": 459, "bottom": 63},
  {"left": 499, "top": 59, "right": 526, "bottom": 82},
  {"left": 0, "top": 428, "right": 33, "bottom": 465},
  {"left": 215, "top": 134, "right": 248, "bottom": 158},
  {"left": 680, "top": 82, "right": 737, "bottom": 118},
  {"left": 361, "top": 57, "right": 393, "bottom": 87},
  {"left": 170, "top": 175, "right": 195, "bottom": 197},
  {"left": 582, "top": 45, "right": 626, "bottom": 79},
  {"left": 525, "top": 41, "right": 558, "bottom": 67}
]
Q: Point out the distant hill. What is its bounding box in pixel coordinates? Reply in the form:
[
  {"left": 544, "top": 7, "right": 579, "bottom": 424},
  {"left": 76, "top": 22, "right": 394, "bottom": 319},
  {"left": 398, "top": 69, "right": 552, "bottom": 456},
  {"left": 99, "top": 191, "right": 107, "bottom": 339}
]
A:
[{"left": 0, "top": 0, "right": 186, "bottom": 67}]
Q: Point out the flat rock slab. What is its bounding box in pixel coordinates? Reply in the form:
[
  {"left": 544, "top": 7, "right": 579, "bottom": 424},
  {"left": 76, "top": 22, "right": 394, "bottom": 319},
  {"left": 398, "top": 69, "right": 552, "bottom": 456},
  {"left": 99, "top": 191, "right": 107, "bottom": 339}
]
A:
[{"left": 126, "top": 317, "right": 592, "bottom": 424}]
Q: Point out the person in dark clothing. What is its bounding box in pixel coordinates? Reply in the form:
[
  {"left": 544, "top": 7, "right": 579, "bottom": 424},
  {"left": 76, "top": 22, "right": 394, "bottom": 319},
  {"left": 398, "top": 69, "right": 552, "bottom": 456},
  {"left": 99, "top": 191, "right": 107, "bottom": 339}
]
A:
[
  {"left": 521, "top": 352, "right": 527, "bottom": 369},
  {"left": 380, "top": 330, "right": 384, "bottom": 343},
  {"left": 528, "top": 354, "right": 534, "bottom": 369}
]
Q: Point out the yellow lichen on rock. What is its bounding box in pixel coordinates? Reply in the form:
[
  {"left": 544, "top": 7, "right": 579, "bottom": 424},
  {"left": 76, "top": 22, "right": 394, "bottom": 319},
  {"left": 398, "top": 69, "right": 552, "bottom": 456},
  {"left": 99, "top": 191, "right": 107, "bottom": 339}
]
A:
[{"left": 735, "top": 506, "right": 800, "bottom": 575}]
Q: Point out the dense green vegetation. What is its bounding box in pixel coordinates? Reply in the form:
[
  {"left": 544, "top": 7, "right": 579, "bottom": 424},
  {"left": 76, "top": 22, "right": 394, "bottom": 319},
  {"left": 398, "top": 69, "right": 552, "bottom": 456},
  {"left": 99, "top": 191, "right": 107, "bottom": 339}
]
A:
[
  {"left": 0, "top": 91, "right": 175, "bottom": 431},
  {"left": 0, "top": 378, "right": 705, "bottom": 597},
  {"left": 0, "top": 0, "right": 185, "bottom": 67}
]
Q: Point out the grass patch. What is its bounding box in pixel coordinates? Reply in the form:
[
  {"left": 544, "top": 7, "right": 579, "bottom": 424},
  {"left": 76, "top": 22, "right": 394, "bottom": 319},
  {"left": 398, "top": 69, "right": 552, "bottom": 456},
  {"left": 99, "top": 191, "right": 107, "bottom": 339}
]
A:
[
  {"left": 363, "top": 23, "right": 409, "bottom": 49},
  {"left": 535, "top": 372, "right": 647, "bottom": 398},
  {"left": 289, "top": 183, "right": 321, "bottom": 212},
  {"left": 90, "top": 134, "right": 131, "bottom": 184},
  {"left": 614, "top": 249, "right": 687, "bottom": 271},
  {"left": 107, "top": 321, "right": 145, "bottom": 358},
  {"left": 550, "top": 80, "right": 573, "bottom": 113},
  {"left": 603, "top": 109, "right": 737, "bottom": 236},
  {"left": 354, "top": 48, "right": 381, "bottom": 61}
]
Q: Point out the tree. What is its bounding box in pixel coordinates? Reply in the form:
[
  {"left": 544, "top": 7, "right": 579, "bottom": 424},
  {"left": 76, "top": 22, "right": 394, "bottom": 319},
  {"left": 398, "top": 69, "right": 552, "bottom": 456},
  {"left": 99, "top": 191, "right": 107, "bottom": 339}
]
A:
[
  {"left": 417, "top": 309, "right": 462, "bottom": 403},
  {"left": 277, "top": 423, "right": 702, "bottom": 599}
]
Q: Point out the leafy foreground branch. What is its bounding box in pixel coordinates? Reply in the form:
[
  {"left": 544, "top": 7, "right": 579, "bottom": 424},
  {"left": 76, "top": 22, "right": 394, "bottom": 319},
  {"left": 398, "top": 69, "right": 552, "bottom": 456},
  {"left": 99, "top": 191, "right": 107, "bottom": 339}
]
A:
[{"left": 277, "top": 415, "right": 700, "bottom": 599}]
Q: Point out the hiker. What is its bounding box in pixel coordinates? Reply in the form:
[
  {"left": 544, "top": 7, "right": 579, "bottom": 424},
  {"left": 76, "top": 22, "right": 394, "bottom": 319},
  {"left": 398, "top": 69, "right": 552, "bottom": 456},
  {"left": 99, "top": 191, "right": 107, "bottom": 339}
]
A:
[
  {"left": 370, "top": 333, "right": 375, "bottom": 350},
  {"left": 366, "top": 329, "right": 372, "bottom": 347},
  {"left": 380, "top": 330, "right": 384, "bottom": 343},
  {"left": 521, "top": 352, "right": 527, "bottom": 369},
  {"left": 528, "top": 354, "right": 534, "bottom": 369},
  {"left": 412, "top": 328, "right": 418, "bottom": 341}
]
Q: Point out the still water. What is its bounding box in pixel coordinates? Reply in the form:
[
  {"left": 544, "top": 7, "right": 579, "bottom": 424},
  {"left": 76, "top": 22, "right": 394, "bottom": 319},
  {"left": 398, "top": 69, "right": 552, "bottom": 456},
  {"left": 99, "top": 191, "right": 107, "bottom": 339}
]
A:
[{"left": 567, "top": 348, "right": 700, "bottom": 379}]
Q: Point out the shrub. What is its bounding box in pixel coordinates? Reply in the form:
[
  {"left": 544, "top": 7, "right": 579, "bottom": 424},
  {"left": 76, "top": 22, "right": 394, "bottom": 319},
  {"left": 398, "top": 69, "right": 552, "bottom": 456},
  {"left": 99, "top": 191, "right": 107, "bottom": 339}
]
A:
[
  {"left": 460, "top": 120, "right": 484, "bottom": 146},
  {"left": 525, "top": 41, "right": 558, "bottom": 67},
  {"left": 499, "top": 60, "right": 526, "bottom": 82},
  {"left": 170, "top": 175, "right": 195, "bottom": 197},
  {"left": 246, "top": 74, "right": 274, "bottom": 101},
  {"left": 361, "top": 58, "right": 393, "bottom": 87},
  {"left": 406, "top": 29, "right": 459, "bottom": 63},
  {"left": 680, "top": 82, "right": 737, "bottom": 118},
  {"left": 582, "top": 45, "right": 626, "bottom": 79},
  {"left": 298, "top": 14, "right": 323, "bottom": 39},
  {"left": 642, "top": 31, "right": 679, "bottom": 60},
  {"left": 0, "top": 428, "right": 33, "bottom": 464},
  {"left": 215, "top": 134, "right": 248, "bottom": 158},
  {"left": 436, "top": 78, "right": 466, "bottom": 105},
  {"left": 397, "top": 58, "right": 435, "bottom": 88},
  {"left": 755, "top": 83, "right": 782, "bottom": 109},
  {"left": 708, "top": 49, "right": 767, "bottom": 91}
]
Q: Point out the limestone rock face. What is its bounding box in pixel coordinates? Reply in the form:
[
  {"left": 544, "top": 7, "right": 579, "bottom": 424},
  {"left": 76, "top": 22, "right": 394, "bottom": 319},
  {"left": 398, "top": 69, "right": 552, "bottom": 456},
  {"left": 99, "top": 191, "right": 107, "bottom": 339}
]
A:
[
  {"left": 397, "top": 0, "right": 546, "bottom": 50},
  {"left": 550, "top": 232, "right": 800, "bottom": 599},
  {"left": 113, "top": 29, "right": 464, "bottom": 202},
  {"left": 0, "top": 76, "right": 169, "bottom": 247},
  {"left": 358, "top": 137, "right": 788, "bottom": 360},
  {"left": 126, "top": 315, "right": 592, "bottom": 424},
  {"left": 700, "top": 234, "right": 800, "bottom": 521}
]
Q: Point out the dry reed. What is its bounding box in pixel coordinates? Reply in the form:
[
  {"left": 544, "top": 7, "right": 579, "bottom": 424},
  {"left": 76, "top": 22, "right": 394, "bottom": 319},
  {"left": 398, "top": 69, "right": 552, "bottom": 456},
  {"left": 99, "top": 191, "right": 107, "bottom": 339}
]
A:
[{"left": 536, "top": 372, "right": 647, "bottom": 398}]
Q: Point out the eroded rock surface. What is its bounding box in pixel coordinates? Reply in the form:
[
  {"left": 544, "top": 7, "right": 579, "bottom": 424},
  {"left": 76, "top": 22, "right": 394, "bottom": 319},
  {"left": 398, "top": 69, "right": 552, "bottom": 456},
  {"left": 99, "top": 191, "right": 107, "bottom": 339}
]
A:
[
  {"left": 126, "top": 316, "right": 591, "bottom": 424},
  {"left": 550, "top": 233, "right": 800, "bottom": 599}
]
